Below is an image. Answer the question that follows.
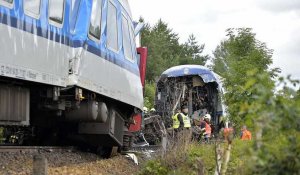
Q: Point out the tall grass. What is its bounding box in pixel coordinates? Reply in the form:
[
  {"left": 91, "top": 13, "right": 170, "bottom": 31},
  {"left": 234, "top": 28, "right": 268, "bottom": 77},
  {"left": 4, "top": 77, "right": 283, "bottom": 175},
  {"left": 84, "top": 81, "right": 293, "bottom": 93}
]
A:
[
  {"left": 139, "top": 131, "right": 204, "bottom": 175},
  {"left": 138, "top": 130, "right": 253, "bottom": 175}
]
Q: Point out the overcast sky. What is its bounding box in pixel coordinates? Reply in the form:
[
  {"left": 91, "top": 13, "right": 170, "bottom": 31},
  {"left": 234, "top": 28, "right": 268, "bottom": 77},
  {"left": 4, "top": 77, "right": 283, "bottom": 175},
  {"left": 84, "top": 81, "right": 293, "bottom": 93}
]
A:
[{"left": 130, "top": 0, "right": 300, "bottom": 81}]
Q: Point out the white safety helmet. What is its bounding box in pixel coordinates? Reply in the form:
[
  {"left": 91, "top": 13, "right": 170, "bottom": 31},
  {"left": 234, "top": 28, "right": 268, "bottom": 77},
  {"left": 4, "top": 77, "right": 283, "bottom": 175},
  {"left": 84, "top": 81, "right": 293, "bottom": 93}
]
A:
[
  {"left": 143, "top": 107, "right": 148, "bottom": 113},
  {"left": 204, "top": 114, "right": 211, "bottom": 121},
  {"left": 150, "top": 108, "right": 156, "bottom": 112}
]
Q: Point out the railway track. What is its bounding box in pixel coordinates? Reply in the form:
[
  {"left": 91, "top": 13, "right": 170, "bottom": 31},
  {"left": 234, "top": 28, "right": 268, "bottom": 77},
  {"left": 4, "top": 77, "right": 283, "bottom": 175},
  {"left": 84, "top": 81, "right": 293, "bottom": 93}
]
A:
[
  {"left": 0, "top": 145, "right": 162, "bottom": 155},
  {"left": 0, "top": 146, "right": 75, "bottom": 153},
  {"left": 121, "top": 145, "right": 163, "bottom": 155},
  {"left": 131, "top": 145, "right": 162, "bottom": 151}
]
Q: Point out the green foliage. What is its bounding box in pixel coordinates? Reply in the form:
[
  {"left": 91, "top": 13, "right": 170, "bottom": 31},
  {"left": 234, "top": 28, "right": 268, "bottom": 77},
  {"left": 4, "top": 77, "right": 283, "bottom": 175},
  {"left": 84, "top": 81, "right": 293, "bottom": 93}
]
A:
[
  {"left": 140, "top": 26, "right": 299, "bottom": 174},
  {"left": 240, "top": 75, "right": 300, "bottom": 175},
  {"left": 138, "top": 140, "right": 254, "bottom": 175},
  {"left": 211, "top": 28, "right": 275, "bottom": 129},
  {"left": 250, "top": 132, "right": 300, "bottom": 175},
  {"left": 187, "top": 143, "right": 215, "bottom": 174},
  {"left": 179, "top": 34, "right": 209, "bottom": 65},
  {"left": 138, "top": 143, "right": 204, "bottom": 175},
  {"left": 139, "top": 160, "right": 169, "bottom": 175},
  {"left": 211, "top": 28, "right": 300, "bottom": 174},
  {"left": 141, "top": 20, "right": 208, "bottom": 81},
  {"left": 188, "top": 140, "right": 253, "bottom": 174},
  {"left": 139, "top": 132, "right": 206, "bottom": 175},
  {"left": 144, "top": 80, "right": 156, "bottom": 108},
  {"left": 227, "top": 140, "right": 253, "bottom": 174}
]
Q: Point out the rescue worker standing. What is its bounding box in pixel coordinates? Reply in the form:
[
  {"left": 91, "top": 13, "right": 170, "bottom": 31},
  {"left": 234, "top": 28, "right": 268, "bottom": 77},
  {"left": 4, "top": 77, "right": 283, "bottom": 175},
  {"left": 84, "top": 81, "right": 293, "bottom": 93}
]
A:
[
  {"left": 172, "top": 105, "right": 191, "bottom": 142},
  {"left": 203, "top": 114, "right": 212, "bottom": 142},
  {"left": 193, "top": 115, "right": 206, "bottom": 142},
  {"left": 172, "top": 106, "right": 191, "bottom": 132},
  {"left": 240, "top": 125, "right": 252, "bottom": 140},
  {"left": 224, "top": 123, "right": 234, "bottom": 141}
]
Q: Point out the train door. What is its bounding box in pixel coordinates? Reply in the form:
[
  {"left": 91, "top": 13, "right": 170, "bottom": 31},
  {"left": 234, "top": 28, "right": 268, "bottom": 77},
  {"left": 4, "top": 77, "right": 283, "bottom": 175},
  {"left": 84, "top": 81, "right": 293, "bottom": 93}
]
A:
[{"left": 47, "top": 0, "right": 70, "bottom": 84}]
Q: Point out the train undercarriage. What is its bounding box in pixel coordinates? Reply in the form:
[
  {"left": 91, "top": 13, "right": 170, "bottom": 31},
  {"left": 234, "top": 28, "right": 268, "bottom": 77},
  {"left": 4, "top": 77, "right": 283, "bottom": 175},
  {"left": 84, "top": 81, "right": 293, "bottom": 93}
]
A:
[{"left": 0, "top": 77, "right": 136, "bottom": 156}]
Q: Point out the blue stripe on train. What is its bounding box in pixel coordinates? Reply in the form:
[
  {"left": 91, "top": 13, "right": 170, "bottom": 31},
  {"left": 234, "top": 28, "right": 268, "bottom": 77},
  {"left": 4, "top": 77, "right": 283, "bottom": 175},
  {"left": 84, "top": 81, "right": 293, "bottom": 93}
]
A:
[{"left": 0, "top": 12, "right": 140, "bottom": 76}]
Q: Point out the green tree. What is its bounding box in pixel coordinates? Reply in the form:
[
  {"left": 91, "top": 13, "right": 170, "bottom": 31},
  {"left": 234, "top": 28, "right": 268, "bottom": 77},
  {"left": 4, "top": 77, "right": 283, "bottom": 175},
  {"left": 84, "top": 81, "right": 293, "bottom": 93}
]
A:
[
  {"left": 141, "top": 19, "right": 208, "bottom": 82},
  {"left": 141, "top": 19, "right": 181, "bottom": 81},
  {"left": 212, "top": 28, "right": 300, "bottom": 174},
  {"left": 180, "top": 34, "right": 209, "bottom": 65},
  {"left": 240, "top": 73, "right": 300, "bottom": 174},
  {"left": 211, "top": 28, "right": 275, "bottom": 127}
]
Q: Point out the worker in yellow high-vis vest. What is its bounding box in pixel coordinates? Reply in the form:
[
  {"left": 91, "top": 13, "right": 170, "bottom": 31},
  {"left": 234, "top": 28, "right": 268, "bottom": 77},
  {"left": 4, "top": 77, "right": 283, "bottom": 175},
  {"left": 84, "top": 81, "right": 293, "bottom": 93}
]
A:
[{"left": 172, "top": 106, "right": 191, "bottom": 132}]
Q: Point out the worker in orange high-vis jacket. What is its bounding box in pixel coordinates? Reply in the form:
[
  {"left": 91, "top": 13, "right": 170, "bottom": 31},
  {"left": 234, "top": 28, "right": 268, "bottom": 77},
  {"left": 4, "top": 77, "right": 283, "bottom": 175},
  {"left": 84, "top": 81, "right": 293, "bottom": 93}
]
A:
[
  {"left": 240, "top": 125, "right": 252, "bottom": 140},
  {"left": 224, "top": 123, "right": 234, "bottom": 141},
  {"left": 203, "top": 114, "right": 212, "bottom": 142}
]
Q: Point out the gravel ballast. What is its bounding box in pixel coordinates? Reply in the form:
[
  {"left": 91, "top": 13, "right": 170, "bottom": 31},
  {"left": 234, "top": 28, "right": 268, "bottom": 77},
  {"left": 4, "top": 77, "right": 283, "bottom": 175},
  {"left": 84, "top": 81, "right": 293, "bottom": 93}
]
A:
[{"left": 0, "top": 149, "right": 139, "bottom": 175}]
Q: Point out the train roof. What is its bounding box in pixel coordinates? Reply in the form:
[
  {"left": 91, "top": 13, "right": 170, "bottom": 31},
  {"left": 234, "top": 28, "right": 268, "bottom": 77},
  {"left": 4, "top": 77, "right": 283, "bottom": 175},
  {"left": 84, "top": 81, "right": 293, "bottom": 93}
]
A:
[{"left": 159, "top": 65, "right": 220, "bottom": 83}]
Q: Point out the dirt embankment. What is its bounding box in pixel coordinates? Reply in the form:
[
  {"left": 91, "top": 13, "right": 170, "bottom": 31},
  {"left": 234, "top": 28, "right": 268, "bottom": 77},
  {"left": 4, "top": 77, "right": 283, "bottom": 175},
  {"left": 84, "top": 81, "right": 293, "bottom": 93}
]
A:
[{"left": 0, "top": 150, "right": 139, "bottom": 175}]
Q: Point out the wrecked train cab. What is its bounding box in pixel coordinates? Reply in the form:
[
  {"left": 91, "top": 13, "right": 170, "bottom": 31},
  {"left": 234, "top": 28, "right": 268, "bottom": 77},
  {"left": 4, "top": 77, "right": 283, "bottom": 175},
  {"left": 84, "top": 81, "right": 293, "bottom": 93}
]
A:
[{"left": 155, "top": 65, "right": 225, "bottom": 132}]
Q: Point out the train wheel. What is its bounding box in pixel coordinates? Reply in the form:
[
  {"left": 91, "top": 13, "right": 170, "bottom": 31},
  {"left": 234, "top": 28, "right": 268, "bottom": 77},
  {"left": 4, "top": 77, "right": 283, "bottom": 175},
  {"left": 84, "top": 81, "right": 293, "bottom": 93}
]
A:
[{"left": 96, "top": 146, "right": 119, "bottom": 158}]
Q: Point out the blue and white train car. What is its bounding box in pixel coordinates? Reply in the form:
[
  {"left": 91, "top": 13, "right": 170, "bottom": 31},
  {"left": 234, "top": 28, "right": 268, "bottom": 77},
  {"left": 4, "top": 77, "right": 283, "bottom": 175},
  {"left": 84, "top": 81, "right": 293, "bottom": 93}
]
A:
[{"left": 0, "top": 0, "right": 146, "bottom": 149}]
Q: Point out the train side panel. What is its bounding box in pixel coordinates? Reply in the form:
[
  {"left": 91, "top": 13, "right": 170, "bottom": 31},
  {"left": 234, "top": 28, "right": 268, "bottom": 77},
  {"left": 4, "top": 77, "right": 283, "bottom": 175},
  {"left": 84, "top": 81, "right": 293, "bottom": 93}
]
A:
[
  {"left": 68, "top": 0, "right": 143, "bottom": 109},
  {"left": 0, "top": 0, "right": 143, "bottom": 109},
  {"left": 0, "top": 0, "right": 70, "bottom": 87}
]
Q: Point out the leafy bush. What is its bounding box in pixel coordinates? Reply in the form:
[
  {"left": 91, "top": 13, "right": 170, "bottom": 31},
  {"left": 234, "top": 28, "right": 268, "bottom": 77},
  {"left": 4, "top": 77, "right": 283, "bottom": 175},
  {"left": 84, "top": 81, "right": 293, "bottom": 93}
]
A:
[
  {"left": 212, "top": 28, "right": 300, "bottom": 174},
  {"left": 139, "top": 126, "right": 254, "bottom": 175},
  {"left": 249, "top": 132, "right": 300, "bottom": 175},
  {"left": 138, "top": 139, "right": 255, "bottom": 175},
  {"left": 139, "top": 132, "right": 205, "bottom": 175},
  {"left": 144, "top": 81, "right": 156, "bottom": 108},
  {"left": 139, "top": 160, "right": 169, "bottom": 175}
]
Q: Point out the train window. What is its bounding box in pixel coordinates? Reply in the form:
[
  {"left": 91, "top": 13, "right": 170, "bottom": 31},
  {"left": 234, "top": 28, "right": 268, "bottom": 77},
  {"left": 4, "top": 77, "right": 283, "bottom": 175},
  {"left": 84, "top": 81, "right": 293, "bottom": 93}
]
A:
[
  {"left": 1, "top": 0, "right": 13, "bottom": 3},
  {"left": 49, "top": 0, "right": 65, "bottom": 25},
  {"left": 122, "top": 15, "right": 133, "bottom": 61},
  {"left": 0, "top": 0, "right": 13, "bottom": 8},
  {"left": 107, "top": 1, "right": 118, "bottom": 51},
  {"left": 89, "top": 0, "right": 102, "bottom": 40},
  {"left": 24, "top": 0, "right": 41, "bottom": 18},
  {"left": 130, "top": 27, "right": 137, "bottom": 60},
  {"left": 71, "top": 0, "right": 76, "bottom": 12}
]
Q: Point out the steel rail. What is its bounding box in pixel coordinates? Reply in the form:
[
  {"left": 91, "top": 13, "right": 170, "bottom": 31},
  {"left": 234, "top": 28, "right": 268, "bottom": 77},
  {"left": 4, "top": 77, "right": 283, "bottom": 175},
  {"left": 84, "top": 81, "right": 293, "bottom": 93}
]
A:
[{"left": 0, "top": 146, "right": 75, "bottom": 153}]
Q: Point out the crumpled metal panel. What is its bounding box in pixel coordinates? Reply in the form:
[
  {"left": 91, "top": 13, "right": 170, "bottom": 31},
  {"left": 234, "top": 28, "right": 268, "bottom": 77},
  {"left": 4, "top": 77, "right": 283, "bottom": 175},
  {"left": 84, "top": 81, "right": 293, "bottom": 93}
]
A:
[{"left": 159, "top": 65, "right": 220, "bottom": 83}]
